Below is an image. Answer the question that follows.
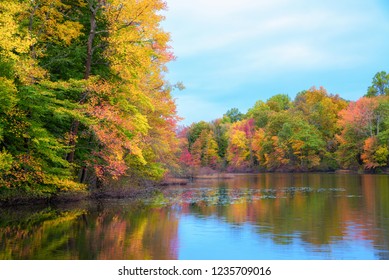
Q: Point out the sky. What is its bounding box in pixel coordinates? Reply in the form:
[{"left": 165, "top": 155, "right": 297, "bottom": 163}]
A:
[{"left": 162, "top": 0, "right": 389, "bottom": 125}]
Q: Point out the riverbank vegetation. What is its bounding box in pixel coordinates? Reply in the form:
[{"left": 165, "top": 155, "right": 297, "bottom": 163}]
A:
[{"left": 178, "top": 76, "right": 389, "bottom": 174}]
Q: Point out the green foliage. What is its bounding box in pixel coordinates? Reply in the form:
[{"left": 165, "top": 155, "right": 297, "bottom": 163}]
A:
[
  {"left": 251, "top": 112, "right": 324, "bottom": 171},
  {"left": 212, "top": 119, "right": 229, "bottom": 158},
  {"left": 0, "top": 58, "right": 14, "bottom": 79},
  {"left": 266, "top": 94, "right": 291, "bottom": 112},
  {"left": 294, "top": 87, "right": 347, "bottom": 139},
  {"left": 366, "top": 71, "right": 389, "bottom": 97},
  {"left": 0, "top": 81, "right": 88, "bottom": 192},
  {"left": 125, "top": 152, "right": 165, "bottom": 182},
  {"left": 0, "top": 78, "right": 18, "bottom": 113},
  {"left": 42, "top": 43, "right": 87, "bottom": 81},
  {"left": 246, "top": 100, "right": 270, "bottom": 128},
  {"left": 224, "top": 108, "right": 243, "bottom": 123},
  {"left": 187, "top": 121, "right": 211, "bottom": 148},
  {"left": 374, "top": 146, "right": 389, "bottom": 166}
]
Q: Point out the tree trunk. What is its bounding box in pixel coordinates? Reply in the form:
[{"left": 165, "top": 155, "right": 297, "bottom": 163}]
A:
[
  {"left": 84, "top": 4, "right": 97, "bottom": 80},
  {"left": 67, "top": 1, "right": 99, "bottom": 182},
  {"left": 80, "top": 167, "right": 87, "bottom": 184}
]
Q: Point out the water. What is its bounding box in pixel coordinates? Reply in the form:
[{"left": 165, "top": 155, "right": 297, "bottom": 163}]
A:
[{"left": 1, "top": 173, "right": 389, "bottom": 260}]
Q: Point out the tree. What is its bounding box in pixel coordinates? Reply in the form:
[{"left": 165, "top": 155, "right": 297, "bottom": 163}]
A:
[
  {"left": 224, "top": 108, "right": 243, "bottom": 123},
  {"left": 226, "top": 119, "right": 255, "bottom": 170},
  {"left": 289, "top": 120, "right": 324, "bottom": 169},
  {"left": 251, "top": 128, "right": 266, "bottom": 166},
  {"left": 190, "top": 130, "right": 219, "bottom": 168},
  {"left": 366, "top": 71, "right": 389, "bottom": 97},
  {"left": 266, "top": 94, "right": 291, "bottom": 112},
  {"left": 211, "top": 119, "right": 229, "bottom": 159},
  {"left": 337, "top": 96, "right": 389, "bottom": 170},
  {"left": 294, "top": 87, "right": 347, "bottom": 140},
  {"left": 252, "top": 111, "right": 324, "bottom": 171},
  {"left": 361, "top": 137, "right": 389, "bottom": 169},
  {"left": 293, "top": 87, "right": 347, "bottom": 169},
  {"left": 246, "top": 100, "right": 270, "bottom": 128},
  {"left": 65, "top": 0, "right": 177, "bottom": 184},
  {"left": 338, "top": 97, "right": 378, "bottom": 138},
  {"left": 187, "top": 121, "right": 211, "bottom": 148}
]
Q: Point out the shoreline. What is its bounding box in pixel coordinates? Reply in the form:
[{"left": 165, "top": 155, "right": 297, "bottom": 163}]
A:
[
  {"left": 0, "top": 185, "right": 164, "bottom": 208},
  {"left": 1, "top": 170, "right": 388, "bottom": 207}
]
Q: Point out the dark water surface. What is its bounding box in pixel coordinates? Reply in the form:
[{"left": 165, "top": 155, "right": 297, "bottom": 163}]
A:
[{"left": 1, "top": 173, "right": 389, "bottom": 260}]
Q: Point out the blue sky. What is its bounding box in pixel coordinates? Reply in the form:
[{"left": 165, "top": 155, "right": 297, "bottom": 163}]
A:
[{"left": 163, "top": 0, "right": 389, "bottom": 125}]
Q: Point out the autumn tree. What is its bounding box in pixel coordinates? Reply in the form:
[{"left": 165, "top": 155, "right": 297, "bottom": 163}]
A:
[
  {"left": 252, "top": 111, "right": 324, "bottom": 171},
  {"left": 63, "top": 0, "right": 178, "bottom": 184},
  {"left": 187, "top": 121, "right": 211, "bottom": 149},
  {"left": 361, "top": 137, "right": 389, "bottom": 169},
  {"left": 226, "top": 119, "right": 255, "bottom": 170},
  {"left": 337, "top": 96, "right": 389, "bottom": 170},
  {"left": 294, "top": 87, "right": 347, "bottom": 140},
  {"left": 292, "top": 87, "right": 347, "bottom": 169}
]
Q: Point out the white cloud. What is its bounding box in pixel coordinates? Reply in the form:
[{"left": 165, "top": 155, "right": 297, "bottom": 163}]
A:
[
  {"left": 165, "top": 0, "right": 378, "bottom": 57},
  {"left": 163, "top": 0, "right": 389, "bottom": 123}
]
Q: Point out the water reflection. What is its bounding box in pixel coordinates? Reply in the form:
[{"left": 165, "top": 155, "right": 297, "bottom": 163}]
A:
[
  {"left": 0, "top": 173, "right": 388, "bottom": 259},
  {"left": 0, "top": 202, "right": 178, "bottom": 259}
]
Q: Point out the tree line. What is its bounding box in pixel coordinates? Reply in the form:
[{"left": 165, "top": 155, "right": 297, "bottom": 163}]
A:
[{"left": 178, "top": 73, "right": 389, "bottom": 174}]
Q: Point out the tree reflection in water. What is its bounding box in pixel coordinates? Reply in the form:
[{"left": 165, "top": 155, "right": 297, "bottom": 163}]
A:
[{"left": 1, "top": 174, "right": 388, "bottom": 259}]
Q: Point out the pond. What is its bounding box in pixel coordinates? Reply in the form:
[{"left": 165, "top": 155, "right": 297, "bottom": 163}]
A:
[{"left": 1, "top": 173, "right": 389, "bottom": 260}]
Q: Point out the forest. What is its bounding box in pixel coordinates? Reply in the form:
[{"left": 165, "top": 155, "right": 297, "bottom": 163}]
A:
[
  {"left": 1, "top": 0, "right": 389, "bottom": 199},
  {"left": 177, "top": 78, "right": 389, "bottom": 175}
]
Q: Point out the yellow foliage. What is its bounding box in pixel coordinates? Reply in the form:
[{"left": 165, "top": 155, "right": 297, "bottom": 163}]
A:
[
  {"left": 15, "top": 58, "right": 47, "bottom": 84},
  {"left": 0, "top": 1, "right": 34, "bottom": 59},
  {"left": 28, "top": 0, "right": 83, "bottom": 46},
  {"left": 361, "top": 137, "right": 389, "bottom": 169},
  {"left": 43, "top": 175, "right": 86, "bottom": 192}
]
